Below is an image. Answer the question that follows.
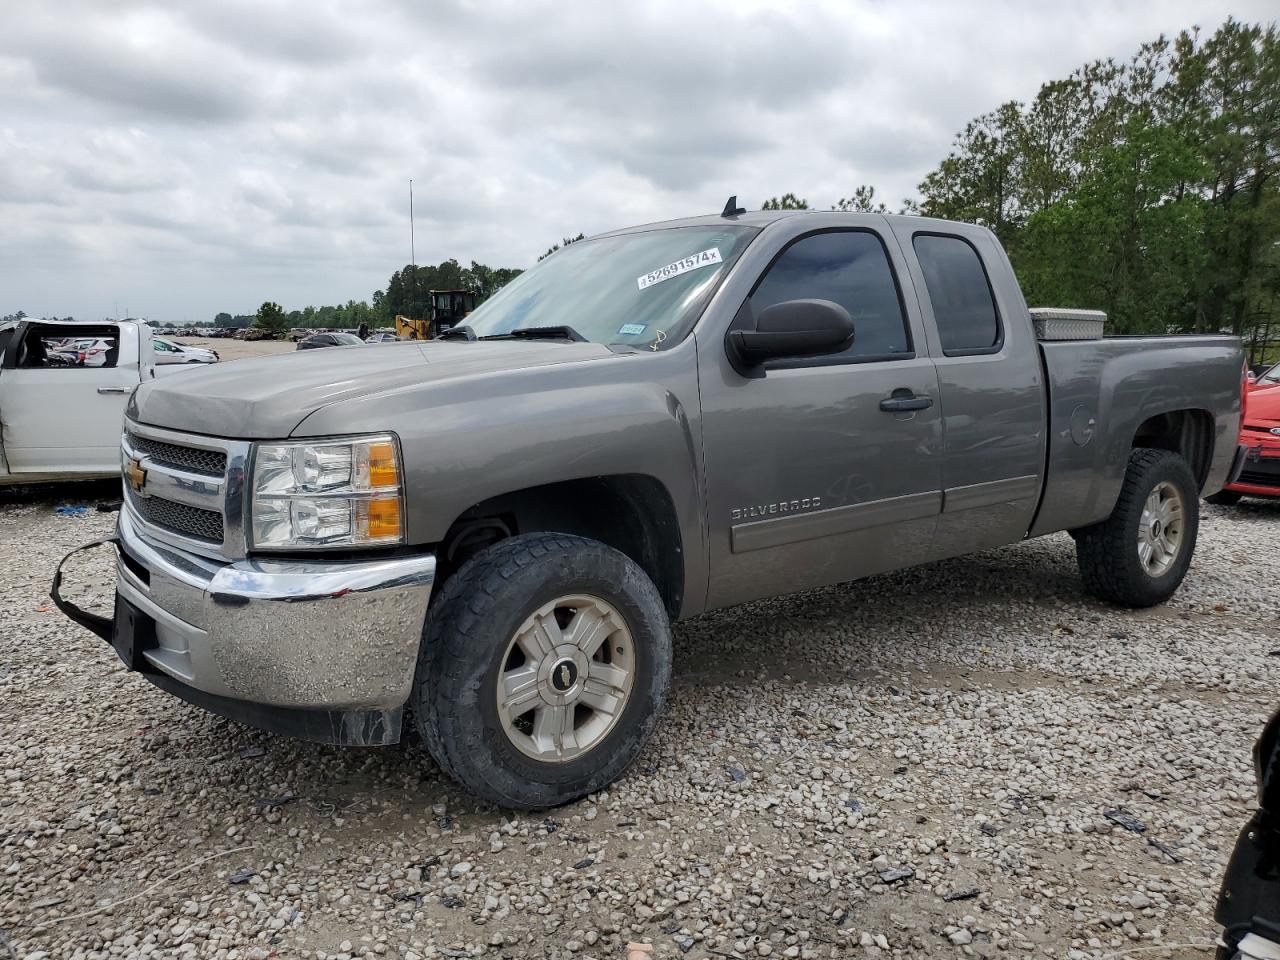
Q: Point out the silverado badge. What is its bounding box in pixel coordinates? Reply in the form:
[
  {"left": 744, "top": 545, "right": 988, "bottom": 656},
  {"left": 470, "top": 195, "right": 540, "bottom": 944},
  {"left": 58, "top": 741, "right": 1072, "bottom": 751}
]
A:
[{"left": 125, "top": 457, "right": 147, "bottom": 495}]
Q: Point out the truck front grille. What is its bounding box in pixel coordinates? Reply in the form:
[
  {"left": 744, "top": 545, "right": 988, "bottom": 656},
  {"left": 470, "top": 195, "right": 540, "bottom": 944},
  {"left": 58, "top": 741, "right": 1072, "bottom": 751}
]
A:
[
  {"left": 129, "top": 493, "right": 225, "bottom": 543},
  {"left": 126, "top": 433, "right": 227, "bottom": 477},
  {"left": 122, "top": 422, "right": 251, "bottom": 558}
]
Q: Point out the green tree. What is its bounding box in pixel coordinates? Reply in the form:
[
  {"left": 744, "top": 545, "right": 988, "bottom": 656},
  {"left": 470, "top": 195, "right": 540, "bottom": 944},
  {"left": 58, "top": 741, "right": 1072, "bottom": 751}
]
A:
[
  {"left": 254, "top": 301, "right": 287, "bottom": 332},
  {"left": 905, "top": 16, "right": 1279, "bottom": 335},
  {"left": 1015, "top": 120, "right": 1209, "bottom": 333},
  {"left": 833, "top": 186, "right": 888, "bottom": 212},
  {"left": 538, "top": 233, "right": 586, "bottom": 262},
  {"left": 761, "top": 193, "right": 809, "bottom": 210}
]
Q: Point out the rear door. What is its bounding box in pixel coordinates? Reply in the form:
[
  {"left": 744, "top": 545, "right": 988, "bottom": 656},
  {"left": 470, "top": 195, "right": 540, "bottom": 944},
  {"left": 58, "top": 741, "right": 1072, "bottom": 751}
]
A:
[
  {"left": 886, "top": 222, "right": 1046, "bottom": 555},
  {"left": 0, "top": 322, "right": 137, "bottom": 476}
]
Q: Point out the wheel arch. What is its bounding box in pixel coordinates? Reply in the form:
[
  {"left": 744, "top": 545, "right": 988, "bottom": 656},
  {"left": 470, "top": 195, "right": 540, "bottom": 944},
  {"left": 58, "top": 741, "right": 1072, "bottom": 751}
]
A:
[
  {"left": 1131, "top": 408, "right": 1216, "bottom": 491},
  {"left": 433, "top": 474, "right": 686, "bottom": 619}
]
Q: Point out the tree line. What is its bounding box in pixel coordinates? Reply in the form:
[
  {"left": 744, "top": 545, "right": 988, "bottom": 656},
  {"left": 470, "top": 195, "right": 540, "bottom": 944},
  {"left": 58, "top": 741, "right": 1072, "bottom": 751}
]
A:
[
  {"left": 223, "top": 258, "right": 526, "bottom": 332},
  {"left": 765, "top": 17, "right": 1279, "bottom": 348}
]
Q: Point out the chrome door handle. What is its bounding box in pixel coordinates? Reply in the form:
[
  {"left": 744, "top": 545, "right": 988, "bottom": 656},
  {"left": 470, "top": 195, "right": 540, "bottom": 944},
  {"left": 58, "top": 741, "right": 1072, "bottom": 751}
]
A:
[
  {"left": 879, "top": 393, "right": 932, "bottom": 412},
  {"left": 97, "top": 387, "right": 129, "bottom": 395}
]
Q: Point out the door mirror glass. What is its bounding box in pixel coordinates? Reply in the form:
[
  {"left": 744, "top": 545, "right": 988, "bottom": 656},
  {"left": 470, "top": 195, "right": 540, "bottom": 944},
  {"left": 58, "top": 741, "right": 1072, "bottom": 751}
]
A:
[{"left": 726, "top": 298, "right": 854, "bottom": 373}]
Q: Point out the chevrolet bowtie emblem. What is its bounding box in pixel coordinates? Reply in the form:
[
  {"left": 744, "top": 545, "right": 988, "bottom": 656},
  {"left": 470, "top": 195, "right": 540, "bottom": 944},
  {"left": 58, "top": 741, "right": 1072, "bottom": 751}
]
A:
[{"left": 125, "top": 457, "right": 147, "bottom": 495}]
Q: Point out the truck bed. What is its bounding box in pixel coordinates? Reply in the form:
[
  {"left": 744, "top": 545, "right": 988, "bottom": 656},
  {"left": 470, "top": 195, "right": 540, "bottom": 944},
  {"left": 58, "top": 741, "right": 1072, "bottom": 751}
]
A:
[{"left": 1029, "top": 335, "right": 1243, "bottom": 537}]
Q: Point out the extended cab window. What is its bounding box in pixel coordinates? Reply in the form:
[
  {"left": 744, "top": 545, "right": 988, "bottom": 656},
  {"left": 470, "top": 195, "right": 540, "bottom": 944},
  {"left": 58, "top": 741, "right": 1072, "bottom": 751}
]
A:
[
  {"left": 750, "top": 230, "right": 910, "bottom": 362},
  {"left": 912, "top": 234, "right": 1001, "bottom": 355}
]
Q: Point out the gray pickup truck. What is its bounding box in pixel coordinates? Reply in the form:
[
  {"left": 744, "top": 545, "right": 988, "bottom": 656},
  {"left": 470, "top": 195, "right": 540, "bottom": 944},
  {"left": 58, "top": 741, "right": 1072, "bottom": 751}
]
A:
[{"left": 53, "top": 207, "right": 1247, "bottom": 809}]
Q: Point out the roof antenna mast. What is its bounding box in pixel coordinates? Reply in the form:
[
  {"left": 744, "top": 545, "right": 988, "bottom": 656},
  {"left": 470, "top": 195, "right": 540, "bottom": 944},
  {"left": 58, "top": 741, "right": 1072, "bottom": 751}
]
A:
[{"left": 721, "top": 195, "right": 746, "bottom": 217}]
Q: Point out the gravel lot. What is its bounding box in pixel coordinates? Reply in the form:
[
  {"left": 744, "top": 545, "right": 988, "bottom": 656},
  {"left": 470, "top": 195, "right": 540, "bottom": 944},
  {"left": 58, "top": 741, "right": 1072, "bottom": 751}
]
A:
[{"left": 1, "top": 485, "right": 1275, "bottom": 960}]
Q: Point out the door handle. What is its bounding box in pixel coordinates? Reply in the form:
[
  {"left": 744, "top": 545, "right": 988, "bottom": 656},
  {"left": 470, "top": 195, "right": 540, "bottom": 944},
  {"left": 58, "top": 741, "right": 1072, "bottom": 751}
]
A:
[
  {"left": 97, "top": 387, "right": 129, "bottom": 395},
  {"left": 879, "top": 392, "right": 932, "bottom": 412}
]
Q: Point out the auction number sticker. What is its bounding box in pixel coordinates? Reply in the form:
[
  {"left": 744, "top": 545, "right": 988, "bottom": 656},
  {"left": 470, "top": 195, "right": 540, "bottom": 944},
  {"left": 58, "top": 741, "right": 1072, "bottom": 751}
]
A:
[{"left": 637, "top": 248, "right": 722, "bottom": 290}]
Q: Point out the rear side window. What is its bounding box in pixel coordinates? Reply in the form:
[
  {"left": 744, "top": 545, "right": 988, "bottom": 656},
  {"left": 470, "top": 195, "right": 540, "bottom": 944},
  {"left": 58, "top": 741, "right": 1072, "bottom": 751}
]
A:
[
  {"left": 912, "top": 234, "right": 1001, "bottom": 355},
  {"left": 750, "top": 230, "right": 910, "bottom": 362}
]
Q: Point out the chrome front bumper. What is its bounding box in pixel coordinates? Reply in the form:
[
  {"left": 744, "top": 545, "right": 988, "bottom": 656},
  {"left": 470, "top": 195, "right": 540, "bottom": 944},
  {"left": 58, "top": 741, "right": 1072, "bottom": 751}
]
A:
[{"left": 112, "top": 506, "right": 435, "bottom": 734}]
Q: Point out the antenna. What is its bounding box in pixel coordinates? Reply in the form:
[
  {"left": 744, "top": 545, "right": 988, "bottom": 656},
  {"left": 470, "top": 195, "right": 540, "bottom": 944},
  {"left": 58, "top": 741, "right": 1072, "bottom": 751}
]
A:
[
  {"left": 721, "top": 195, "right": 746, "bottom": 217},
  {"left": 409, "top": 179, "right": 417, "bottom": 322}
]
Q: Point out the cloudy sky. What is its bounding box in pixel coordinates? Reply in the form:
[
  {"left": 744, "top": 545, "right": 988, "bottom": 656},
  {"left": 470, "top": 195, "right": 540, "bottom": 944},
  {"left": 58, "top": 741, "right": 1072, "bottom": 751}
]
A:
[{"left": 1, "top": 0, "right": 1273, "bottom": 322}]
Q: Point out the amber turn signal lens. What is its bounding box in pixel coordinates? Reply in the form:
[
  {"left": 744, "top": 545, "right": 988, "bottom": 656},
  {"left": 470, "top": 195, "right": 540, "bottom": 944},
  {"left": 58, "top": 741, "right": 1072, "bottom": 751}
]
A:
[
  {"left": 358, "top": 496, "right": 402, "bottom": 542},
  {"left": 366, "top": 441, "right": 399, "bottom": 489}
]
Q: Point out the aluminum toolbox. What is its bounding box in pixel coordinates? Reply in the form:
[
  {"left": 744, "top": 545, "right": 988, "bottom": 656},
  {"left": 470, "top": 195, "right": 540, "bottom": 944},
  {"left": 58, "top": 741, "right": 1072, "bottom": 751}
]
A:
[{"left": 1029, "top": 308, "right": 1108, "bottom": 341}]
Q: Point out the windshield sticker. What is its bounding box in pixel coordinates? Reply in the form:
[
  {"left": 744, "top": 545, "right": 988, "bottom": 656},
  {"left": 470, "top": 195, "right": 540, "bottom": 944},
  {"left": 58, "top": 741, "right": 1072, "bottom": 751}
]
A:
[
  {"left": 637, "top": 248, "right": 722, "bottom": 291},
  {"left": 618, "top": 323, "right": 647, "bottom": 336}
]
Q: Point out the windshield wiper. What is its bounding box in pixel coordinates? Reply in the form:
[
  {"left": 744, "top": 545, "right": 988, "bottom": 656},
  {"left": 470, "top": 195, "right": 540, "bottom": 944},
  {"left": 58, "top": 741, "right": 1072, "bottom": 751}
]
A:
[
  {"left": 435, "top": 324, "right": 477, "bottom": 341},
  {"left": 483, "top": 325, "right": 587, "bottom": 343}
]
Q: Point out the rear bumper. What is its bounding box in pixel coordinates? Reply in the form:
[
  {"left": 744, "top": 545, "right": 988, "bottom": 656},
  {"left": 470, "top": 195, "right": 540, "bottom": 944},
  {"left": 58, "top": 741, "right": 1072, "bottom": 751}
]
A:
[{"left": 74, "top": 508, "right": 436, "bottom": 744}]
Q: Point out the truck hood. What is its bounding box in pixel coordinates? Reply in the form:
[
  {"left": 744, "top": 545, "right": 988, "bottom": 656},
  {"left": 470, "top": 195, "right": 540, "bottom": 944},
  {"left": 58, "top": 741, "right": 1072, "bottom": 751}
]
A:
[
  {"left": 130, "top": 340, "right": 616, "bottom": 438},
  {"left": 1245, "top": 382, "right": 1280, "bottom": 424}
]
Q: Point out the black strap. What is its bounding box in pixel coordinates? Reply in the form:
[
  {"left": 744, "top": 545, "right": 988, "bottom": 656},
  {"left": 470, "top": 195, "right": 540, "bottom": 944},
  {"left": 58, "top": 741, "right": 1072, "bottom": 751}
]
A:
[{"left": 50, "top": 537, "right": 118, "bottom": 643}]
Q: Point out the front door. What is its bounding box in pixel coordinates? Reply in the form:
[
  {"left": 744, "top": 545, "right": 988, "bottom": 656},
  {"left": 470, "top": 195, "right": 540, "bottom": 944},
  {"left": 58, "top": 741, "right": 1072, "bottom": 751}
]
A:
[
  {"left": 699, "top": 227, "right": 943, "bottom": 610},
  {"left": 0, "top": 323, "right": 134, "bottom": 476}
]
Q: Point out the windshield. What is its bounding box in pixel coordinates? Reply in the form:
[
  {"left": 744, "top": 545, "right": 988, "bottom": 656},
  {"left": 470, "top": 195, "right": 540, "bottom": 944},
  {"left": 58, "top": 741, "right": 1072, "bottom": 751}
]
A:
[
  {"left": 332, "top": 333, "right": 363, "bottom": 345},
  {"left": 1261, "top": 363, "right": 1279, "bottom": 384},
  {"left": 463, "top": 225, "right": 758, "bottom": 349}
]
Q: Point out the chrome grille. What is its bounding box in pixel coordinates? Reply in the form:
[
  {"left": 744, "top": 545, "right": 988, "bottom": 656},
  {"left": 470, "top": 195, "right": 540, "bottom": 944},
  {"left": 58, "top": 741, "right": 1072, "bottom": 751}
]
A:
[
  {"left": 129, "top": 493, "right": 224, "bottom": 543},
  {"left": 122, "top": 421, "right": 251, "bottom": 559},
  {"left": 127, "top": 434, "right": 226, "bottom": 477}
]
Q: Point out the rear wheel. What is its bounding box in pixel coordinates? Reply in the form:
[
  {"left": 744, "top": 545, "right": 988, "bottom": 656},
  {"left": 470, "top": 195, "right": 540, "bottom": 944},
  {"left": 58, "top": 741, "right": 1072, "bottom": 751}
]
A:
[
  {"left": 413, "top": 533, "right": 672, "bottom": 809},
  {"left": 1075, "top": 448, "right": 1199, "bottom": 608}
]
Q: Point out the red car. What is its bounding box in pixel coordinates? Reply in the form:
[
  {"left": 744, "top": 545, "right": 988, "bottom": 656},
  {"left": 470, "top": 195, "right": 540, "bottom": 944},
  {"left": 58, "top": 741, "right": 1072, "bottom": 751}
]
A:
[{"left": 1210, "top": 363, "right": 1280, "bottom": 504}]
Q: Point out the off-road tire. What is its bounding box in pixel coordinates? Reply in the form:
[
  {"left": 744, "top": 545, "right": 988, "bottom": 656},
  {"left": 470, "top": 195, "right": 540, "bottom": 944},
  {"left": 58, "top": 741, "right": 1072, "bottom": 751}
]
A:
[
  {"left": 1075, "top": 448, "right": 1199, "bottom": 608},
  {"left": 413, "top": 533, "right": 672, "bottom": 809},
  {"left": 1206, "top": 489, "right": 1243, "bottom": 507}
]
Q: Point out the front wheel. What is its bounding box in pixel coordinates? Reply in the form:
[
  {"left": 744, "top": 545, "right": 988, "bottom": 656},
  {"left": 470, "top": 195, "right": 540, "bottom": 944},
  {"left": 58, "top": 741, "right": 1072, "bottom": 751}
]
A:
[
  {"left": 413, "top": 533, "right": 673, "bottom": 809},
  {"left": 1075, "top": 448, "right": 1199, "bottom": 608}
]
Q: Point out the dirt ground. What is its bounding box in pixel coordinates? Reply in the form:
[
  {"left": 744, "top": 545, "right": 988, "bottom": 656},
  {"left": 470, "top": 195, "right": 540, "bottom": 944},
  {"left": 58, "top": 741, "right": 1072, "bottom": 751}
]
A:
[{"left": 170, "top": 336, "right": 296, "bottom": 361}]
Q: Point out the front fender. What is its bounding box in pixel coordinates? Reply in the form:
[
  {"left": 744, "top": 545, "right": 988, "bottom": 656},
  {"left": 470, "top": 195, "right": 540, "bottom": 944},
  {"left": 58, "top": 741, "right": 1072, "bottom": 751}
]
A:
[{"left": 293, "top": 347, "right": 707, "bottom": 615}]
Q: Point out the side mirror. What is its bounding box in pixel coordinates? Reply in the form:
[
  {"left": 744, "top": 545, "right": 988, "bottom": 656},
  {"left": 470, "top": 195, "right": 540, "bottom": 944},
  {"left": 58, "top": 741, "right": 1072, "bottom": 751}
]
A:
[{"left": 726, "top": 298, "right": 855, "bottom": 374}]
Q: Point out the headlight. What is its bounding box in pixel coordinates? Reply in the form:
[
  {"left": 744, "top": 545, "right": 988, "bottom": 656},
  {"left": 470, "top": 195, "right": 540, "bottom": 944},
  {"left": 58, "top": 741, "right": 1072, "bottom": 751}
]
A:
[{"left": 250, "top": 435, "right": 403, "bottom": 549}]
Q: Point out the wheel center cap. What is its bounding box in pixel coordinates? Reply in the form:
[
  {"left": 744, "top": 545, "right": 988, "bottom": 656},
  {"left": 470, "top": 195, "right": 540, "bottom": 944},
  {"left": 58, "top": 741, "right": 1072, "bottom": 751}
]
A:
[
  {"left": 1151, "top": 520, "right": 1162, "bottom": 538},
  {"left": 549, "top": 658, "right": 579, "bottom": 693}
]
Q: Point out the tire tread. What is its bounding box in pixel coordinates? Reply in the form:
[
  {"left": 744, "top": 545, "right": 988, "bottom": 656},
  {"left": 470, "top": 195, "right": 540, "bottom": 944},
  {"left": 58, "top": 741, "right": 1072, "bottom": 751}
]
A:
[
  {"left": 414, "top": 533, "right": 671, "bottom": 809},
  {"left": 1075, "top": 448, "right": 1198, "bottom": 608}
]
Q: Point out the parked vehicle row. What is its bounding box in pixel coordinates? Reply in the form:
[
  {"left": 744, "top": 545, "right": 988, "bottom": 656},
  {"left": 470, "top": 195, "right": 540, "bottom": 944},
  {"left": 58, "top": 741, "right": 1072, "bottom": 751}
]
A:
[{"left": 52, "top": 208, "right": 1246, "bottom": 810}]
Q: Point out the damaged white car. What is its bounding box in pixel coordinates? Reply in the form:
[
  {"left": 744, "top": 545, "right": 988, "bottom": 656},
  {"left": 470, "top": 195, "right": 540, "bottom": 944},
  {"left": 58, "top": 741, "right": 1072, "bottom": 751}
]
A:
[{"left": 0, "top": 319, "right": 157, "bottom": 484}]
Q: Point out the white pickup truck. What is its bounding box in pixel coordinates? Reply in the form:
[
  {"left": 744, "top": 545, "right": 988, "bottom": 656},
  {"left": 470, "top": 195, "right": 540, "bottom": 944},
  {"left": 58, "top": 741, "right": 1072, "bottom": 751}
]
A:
[{"left": 0, "top": 319, "right": 158, "bottom": 484}]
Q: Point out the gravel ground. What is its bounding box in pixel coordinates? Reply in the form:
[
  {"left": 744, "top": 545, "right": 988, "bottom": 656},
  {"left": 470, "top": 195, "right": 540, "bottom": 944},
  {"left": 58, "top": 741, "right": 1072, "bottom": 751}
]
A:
[{"left": 1, "top": 484, "right": 1276, "bottom": 960}]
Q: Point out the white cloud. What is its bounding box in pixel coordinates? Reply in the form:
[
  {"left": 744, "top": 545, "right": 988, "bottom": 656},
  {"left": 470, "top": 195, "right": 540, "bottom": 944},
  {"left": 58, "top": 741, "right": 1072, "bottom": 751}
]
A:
[{"left": 0, "top": 0, "right": 1273, "bottom": 320}]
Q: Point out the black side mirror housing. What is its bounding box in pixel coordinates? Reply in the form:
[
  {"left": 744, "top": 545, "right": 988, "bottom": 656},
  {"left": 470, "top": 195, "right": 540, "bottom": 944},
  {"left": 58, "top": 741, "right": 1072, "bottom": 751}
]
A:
[{"left": 726, "top": 298, "right": 855, "bottom": 374}]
